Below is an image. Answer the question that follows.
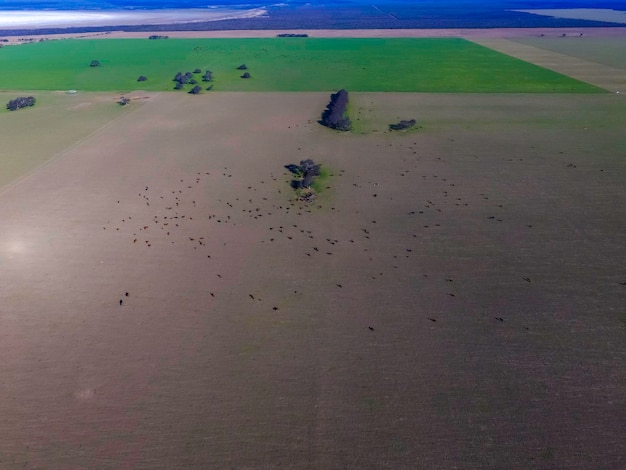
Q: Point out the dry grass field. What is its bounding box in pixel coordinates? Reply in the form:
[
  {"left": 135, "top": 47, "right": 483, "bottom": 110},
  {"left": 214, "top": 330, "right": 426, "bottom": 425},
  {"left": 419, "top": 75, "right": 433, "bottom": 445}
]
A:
[
  {"left": 0, "top": 91, "right": 144, "bottom": 190},
  {"left": 1, "top": 89, "right": 625, "bottom": 468},
  {"left": 512, "top": 36, "right": 626, "bottom": 70},
  {"left": 468, "top": 37, "right": 626, "bottom": 92}
]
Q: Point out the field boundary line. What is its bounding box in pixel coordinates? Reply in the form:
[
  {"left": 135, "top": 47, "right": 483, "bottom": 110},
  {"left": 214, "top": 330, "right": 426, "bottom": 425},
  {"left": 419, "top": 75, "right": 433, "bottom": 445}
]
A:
[
  {"left": 0, "top": 93, "right": 161, "bottom": 198},
  {"left": 469, "top": 37, "right": 626, "bottom": 92}
]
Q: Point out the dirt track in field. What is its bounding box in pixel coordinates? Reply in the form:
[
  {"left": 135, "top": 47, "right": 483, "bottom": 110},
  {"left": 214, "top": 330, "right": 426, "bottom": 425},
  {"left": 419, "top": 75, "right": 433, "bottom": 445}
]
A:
[
  {"left": 5, "top": 26, "right": 626, "bottom": 45},
  {"left": 1, "top": 91, "right": 625, "bottom": 468}
]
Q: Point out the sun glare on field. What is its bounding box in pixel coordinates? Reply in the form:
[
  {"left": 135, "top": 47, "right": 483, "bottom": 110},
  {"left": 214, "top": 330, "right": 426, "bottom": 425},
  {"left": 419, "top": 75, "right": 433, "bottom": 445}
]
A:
[{"left": 5, "top": 239, "right": 26, "bottom": 257}]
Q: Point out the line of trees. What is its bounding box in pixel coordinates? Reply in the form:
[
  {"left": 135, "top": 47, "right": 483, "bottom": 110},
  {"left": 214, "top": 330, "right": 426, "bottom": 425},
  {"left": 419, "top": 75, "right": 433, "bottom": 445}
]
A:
[{"left": 7, "top": 96, "right": 35, "bottom": 111}]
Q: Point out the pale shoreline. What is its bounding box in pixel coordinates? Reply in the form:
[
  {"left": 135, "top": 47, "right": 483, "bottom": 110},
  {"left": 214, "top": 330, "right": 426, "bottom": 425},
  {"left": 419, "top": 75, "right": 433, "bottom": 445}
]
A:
[{"left": 0, "top": 8, "right": 268, "bottom": 30}]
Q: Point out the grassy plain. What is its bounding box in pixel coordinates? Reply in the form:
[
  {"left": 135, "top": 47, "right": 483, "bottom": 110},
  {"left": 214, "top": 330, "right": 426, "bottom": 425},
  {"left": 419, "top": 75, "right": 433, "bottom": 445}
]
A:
[
  {"left": 0, "top": 91, "right": 142, "bottom": 190},
  {"left": 0, "top": 37, "right": 605, "bottom": 92},
  {"left": 0, "top": 91, "right": 624, "bottom": 468}
]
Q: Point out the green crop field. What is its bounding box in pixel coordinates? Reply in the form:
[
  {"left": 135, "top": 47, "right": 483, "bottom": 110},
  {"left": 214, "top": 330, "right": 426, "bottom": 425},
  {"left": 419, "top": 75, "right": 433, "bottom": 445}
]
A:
[{"left": 0, "top": 37, "right": 604, "bottom": 93}]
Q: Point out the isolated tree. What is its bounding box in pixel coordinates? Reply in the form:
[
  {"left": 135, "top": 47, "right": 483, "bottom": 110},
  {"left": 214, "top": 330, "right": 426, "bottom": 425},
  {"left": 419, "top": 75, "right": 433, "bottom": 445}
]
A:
[
  {"left": 241, "top": 72, "right": 251, "bottom": 79},
  {"left": 89, "top": 60, "right": 100, "bottom": 67},
  {"left": 285, "top": 159, "right": 322, "bottom": 190},
  {"left": 193, "top": 68, "right": 202, "bottom": 74},
  {"left": 237, "top": 64, "right": 248, "bottom": 70},
  {"left": 189, "top": 78, "right": 198, "bottom": 84},
  {"left": 300, "top": 159, "right": 321, "bottom": 177},
  {"left": 137, "top": 75, "right": 147, "bottom": 82},
  {"left": 320, "top": 89, "right": 351, "bottom": 131}
]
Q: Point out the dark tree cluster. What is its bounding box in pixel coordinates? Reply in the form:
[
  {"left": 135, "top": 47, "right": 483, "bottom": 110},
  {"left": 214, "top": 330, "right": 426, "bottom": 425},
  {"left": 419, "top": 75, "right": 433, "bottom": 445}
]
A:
[
  {"left": 174, "top": 71, "right": 194, "bottom": 84},
  {"left": 137, "top": 75, "right": 147, "bottom": 82},
  {"left": 173, "top": 70, "right": 213, "bottom": 90},
  {"left": 286, "top": 159, "right": 321, "bottom": 190},
  {"left": 6, "top": 96, "right": 35, "bottom": 111},
  {"left": 188, "top": 85, "right": 202, "bottom": 95},
  {"left": 320, "top": 89, "right": 351, "bottom": 131},
  {"left": 277, "top": 33, "right": 308, "bottom": 37},
  {"left": 148, "top": 35, "right": 169, "bottom": 40},
  {"left": 389, "top": 119, "right": 417, "bottom": 131},
  {"left": 89, "top": 60, "right": 100, "bottom": 67}
]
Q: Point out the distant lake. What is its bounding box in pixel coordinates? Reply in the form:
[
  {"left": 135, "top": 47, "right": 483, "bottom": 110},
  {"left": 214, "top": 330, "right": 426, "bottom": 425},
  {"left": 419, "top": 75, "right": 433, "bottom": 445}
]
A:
[
  {"left": 3, "top": 0, "right": 626, "bottom": 9},
  {"left": 0, "top": 1, "right": 269, "bottom": 11},
  {"left": 0, "top": 1, "right": 271, "bottom": 28}
]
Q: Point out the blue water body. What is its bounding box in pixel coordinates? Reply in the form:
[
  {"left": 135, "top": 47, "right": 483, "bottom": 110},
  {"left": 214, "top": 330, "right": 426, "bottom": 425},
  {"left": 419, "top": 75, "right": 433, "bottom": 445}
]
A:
[
  {"left": 2, "top": 1, "right": 625, "bottom": 32},
  {"left": 3, "top": 1, "right": 626, "bottom": 11},
  {"left": 0, "top": 1, "right": 269, "bottom": 10}
]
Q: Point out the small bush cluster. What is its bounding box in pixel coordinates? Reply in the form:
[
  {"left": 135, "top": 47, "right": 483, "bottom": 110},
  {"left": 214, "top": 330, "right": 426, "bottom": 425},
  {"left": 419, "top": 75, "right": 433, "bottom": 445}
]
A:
[
  {"left": 389, "top": 119, "right": 417, "bottom": 131},
  {"left": 286, "top": 159, "right": 322, "bottom": 190},
  {"left": 7, "top": 96, "right": 35, "bottom": 111}
]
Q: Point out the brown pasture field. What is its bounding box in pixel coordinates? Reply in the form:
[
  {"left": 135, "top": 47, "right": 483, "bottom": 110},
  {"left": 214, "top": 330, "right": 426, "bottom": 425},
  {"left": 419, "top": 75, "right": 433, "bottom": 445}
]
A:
[{"left": 1, "top": 89, "right": 625, "bottom": 468}]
